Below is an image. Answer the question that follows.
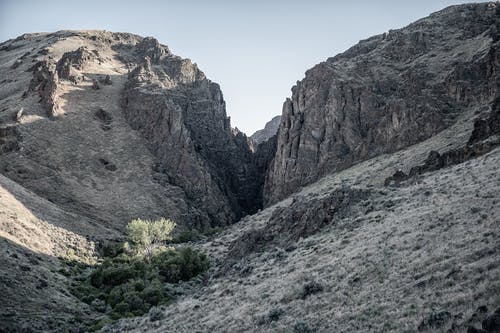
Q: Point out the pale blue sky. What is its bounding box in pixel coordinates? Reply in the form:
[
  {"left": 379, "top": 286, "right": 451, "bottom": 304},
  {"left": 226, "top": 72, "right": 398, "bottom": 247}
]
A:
[{"left": 0, "top": 0, "right": 487, "bottom": 134}]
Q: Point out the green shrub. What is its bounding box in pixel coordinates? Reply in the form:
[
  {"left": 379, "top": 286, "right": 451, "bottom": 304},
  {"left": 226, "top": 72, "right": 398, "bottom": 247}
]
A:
[
  {"left": 153, "top": 247, "right": 209, "bottom": 283},
  {"left": 113, "top": 301, "right": 129, "bottom": 315},
  {"left": 71, "top": 218, "right": 209, "bottom": 328},
  {"left": 123, "top": 290, "right": 144, "bottom": 313},
  {"left": 268, "top": 308, "right": 285, "bottom": 322},
  {"left": 89, "top": 318, "right": 112, "bottom": 332},
  {"left": 107, "top": 286, "right": 123, "bottom": 307},
  {"left": 177, "top": 247, "right": 210, "bottom": 280},
  {"left": 72, "top": 246, "right": 208, "bottom": 326},
  {"left": 202, "top": 226, "right": 222, "bottom": 237},
  {"left": 141, "top": 279, "right": 163, "bottom": 306},
  {"left": 299, "top": 281, "right": 323, "bottom": 299},
  {"left": 98, "top": 241, "right": 125, "bottom": 258},
  {"left": 101, "top": 264, "right": 137, "bottom": 286}
]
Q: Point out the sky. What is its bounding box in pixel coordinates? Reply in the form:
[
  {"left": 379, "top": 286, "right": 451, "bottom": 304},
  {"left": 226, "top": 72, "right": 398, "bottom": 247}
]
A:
[{"left": 0, "top": 0, "right": 487, "bottom": 134}]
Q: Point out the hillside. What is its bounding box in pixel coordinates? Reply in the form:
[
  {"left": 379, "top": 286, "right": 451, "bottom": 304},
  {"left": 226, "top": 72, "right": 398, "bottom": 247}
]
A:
[
  {"left": 0, "top": 30, "right": 264, "bottom": 331},
  {"left": 104, "top": 3, "right": 500, "bottom": 332}
]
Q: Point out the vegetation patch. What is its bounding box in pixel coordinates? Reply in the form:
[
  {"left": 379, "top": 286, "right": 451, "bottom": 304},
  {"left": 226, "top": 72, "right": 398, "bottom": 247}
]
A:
[{"left": 68, "top": 218, "right": 210, "bottom": 331}]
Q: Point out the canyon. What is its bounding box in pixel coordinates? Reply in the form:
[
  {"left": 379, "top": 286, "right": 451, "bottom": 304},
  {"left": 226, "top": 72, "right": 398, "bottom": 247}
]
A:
[{"left": 0, "top": 2, "right": 499, "bottom": 333}]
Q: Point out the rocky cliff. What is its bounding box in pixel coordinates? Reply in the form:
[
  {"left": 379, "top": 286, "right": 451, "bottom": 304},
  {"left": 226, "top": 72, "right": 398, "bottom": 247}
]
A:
[
  {"left": 121, "top": 36, "right": 261, "bottom": 226},
  {"left": 264, "top": 2, "right": 500, "bottom": 204}
]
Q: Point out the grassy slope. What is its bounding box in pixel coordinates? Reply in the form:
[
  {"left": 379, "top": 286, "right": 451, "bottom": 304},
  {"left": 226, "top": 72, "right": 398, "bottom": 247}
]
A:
[{"left": 109, "top": 125, "right": 500, "bottom": 332}]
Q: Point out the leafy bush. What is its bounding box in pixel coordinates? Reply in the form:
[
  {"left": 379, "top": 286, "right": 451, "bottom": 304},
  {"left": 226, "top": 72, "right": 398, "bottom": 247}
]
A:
[
  {"left": 89, "top": 318, "right": 112, "bottom": 332},
  {"left": 72, "top": 246, "right": 208, "bottom": 325},
  {"left": 98, "top": 241, "right": 125, "bottom": 258},
  {"left": 154, "top": 247, "right": 209, "bottom": 283}
]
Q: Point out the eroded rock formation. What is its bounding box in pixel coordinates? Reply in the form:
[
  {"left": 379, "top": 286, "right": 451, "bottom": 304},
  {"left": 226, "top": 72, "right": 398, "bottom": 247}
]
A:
[
  {"left": 26, "top": 59, "right": 60, "bottom": 117},
  {"left": 56, "top": 46, "right": 102, "bottom": 83}
]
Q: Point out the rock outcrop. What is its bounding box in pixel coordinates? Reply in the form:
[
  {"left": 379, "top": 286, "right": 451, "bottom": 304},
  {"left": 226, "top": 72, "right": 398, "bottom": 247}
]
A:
[
  {"left": 56, "top": 46, "right": 102, "bottom": 83},
  {"left": 250, "top": 115, "right": 281, "bottom": 145},
  {"left": 26, "top": 59, "right": 60, "bottom": 117},
  {"left": 264, "top": 3, "right": 500, "bottom": 204},
  {"left": 385, "top": 97, "right": 500, "bottom": 186}
]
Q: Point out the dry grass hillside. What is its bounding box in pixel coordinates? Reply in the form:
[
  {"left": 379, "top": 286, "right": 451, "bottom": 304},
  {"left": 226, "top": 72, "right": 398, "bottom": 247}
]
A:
[
  {"left": 104, "top": 108, "right": 500, "bottom": 332},
  {"left": 0, "top": 173, "right": 98, "bottom": 331}
]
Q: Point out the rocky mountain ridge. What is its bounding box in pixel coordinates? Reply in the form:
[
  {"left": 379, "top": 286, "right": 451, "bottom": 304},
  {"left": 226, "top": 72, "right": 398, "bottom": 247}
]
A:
[{"left": 263, "top": 2, "right": 499, "bottom": 204}]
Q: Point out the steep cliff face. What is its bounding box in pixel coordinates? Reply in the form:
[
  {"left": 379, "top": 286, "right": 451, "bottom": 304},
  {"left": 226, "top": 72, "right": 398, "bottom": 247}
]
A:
[
  {"left": 264, "top": 3, "right": 500, "bottom": 204},
  {"left": 121, "top": 37, "right": 261, "bottom": 226}
]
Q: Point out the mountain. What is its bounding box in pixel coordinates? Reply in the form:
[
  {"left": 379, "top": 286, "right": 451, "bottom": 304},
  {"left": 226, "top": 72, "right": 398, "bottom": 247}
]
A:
[
  {"left": 263, "top": 2, "right": 500, "bottom": 205},
  {"left": 250, "top": 115, "right": 281, "bottom": 145},
  {"left": 1, "top": 2, "right": 499, "bottom": 333},
  {"left": 0, "top": 30, "right": 263, "bottom": 235}
]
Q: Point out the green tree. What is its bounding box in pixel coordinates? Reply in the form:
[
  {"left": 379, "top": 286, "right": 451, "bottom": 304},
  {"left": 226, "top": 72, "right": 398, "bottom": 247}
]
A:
[{"left": 126, "top": 218, "right": 176, "bottom": 261}]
